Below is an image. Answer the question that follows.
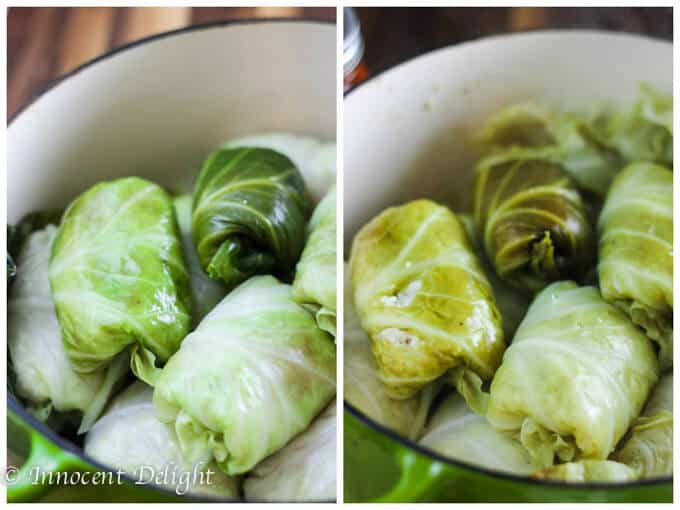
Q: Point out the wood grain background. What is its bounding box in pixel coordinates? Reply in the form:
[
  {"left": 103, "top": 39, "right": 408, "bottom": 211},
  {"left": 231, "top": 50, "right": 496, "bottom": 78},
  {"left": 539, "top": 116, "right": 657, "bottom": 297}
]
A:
[
  {"left": 7, "top": 7, "right": 336, "bottom": 119},
  {"left": 355, "top": 7, "right": 672, "bottom": 79}
]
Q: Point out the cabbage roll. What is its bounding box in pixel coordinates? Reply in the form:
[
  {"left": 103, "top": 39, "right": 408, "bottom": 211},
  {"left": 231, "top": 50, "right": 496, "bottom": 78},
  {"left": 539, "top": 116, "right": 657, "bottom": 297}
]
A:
[
  {"left": 292, "top": 186, "right": 336, "bottom": 336},
  {"left": 153, "top": 275, "right": 336, "bottom": 475},
  {"left": 613, "top": 374, "right": 672, "bottom": 478},
  {"left": 85, "top": 382, "right": 240, "bottom": 498},
  {"left": 487, "top": 281, "right": 659, "bottom": 468},
  {"left": 9, "top": 226, "right": 127, "bottom": 433},
  {"left": 350, "top": 200, "right": 504, "bottom": 409},
  {"left": 244, "top": 400, "right": 336, "bottom": 502},
  {"left": 473, "top": 148, "right": 594, "bottom": 292},
  {"left": 173, "top": 195, "right": 226, "bottom": 326},
  {"left": 420, "top": 394, "right": 539, "bottom": 475},
  {"left": 603, "top": 84, "right": 673, "bottom": 167},
  {"left": 458, "top": 214, "right": 530, "bottom": 339},
  {"left": 534, "top": 460, "right": 639, "bottom": 483},
  {"left": 49, "top": 177, "right": 190, "bottom": 387},
  {"left": 478, "top": 102, "right": 620, "bottom": 197},
  {"left": 344, "top": 266, "right": 435, "bottom": 440},
  {"left": 598, "top": 162, "right": 673, "bottom": 369},
  {"left": 192, "top": 147, "right": 308, "bottom": 289},
  {"left": 224, "top": 133, "right": 336, "bottom": 204}
]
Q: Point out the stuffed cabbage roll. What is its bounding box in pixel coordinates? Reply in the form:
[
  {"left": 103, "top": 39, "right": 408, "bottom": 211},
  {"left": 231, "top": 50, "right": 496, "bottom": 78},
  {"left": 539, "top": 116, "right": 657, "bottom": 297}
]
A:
[
  {"left": 192, "top": 147, "right": 308, "bottom": 289},
  {"left": 534, "top": 460, "right": 639, "bottom": 483},
  {"left": 49, "top": 177, "right": 191, "bottom": 387},
  {"left": 598, "top": 162, "right": 673, "bottom": 369},
  {"left": 344, "top": 266, "right": 436, "bottom": 440},
  {"left": 173, "top": 195, "right": 226, "bottom": 326},
  {"left": 478, "top": 102, "right": 620, "bottom": 197},
  {"left": 9, "top": 226, "right": 127, "bottom": 433},
  {"left": 420, "top": 394, "right": 539, "bottom": 475},
  {"left": 603, "top": 84, "right": 673, "bottom": 167},
  {"left": 243, "top": 400, "right": 336, "bottom": 502},
  {"left": 487, "top": 281, "right": 659, "bottom": 468},
  {"left": 153, "top": 275, "right": 336, "bottom": 475},
  {"left": 292, "top": 186, "right": 336, "bottom": 336},
  {"left": 85, "top": 382, "right": 240, "bottom": 498},
  {"left": 458, "top": 214, "right": 530, "bottom": 339},
  {"left": 473, "top": 147, "right": 594, "bottom": 292},
  {"left": 224, "top": 133, "right": 336, "bottom": 204},
  {"left": 613, "top": 374, "right": 672, "bottom": 478},
  {"left": 350, "top": 200, "right": 504, "bottom": 410}
]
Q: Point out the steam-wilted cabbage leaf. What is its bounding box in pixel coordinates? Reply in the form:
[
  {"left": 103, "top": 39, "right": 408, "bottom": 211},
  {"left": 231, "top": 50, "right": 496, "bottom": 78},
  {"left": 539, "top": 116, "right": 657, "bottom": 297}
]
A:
[
  {"left": 173, "top": 195, "right": 226, "bottom": 326},
  {"left": 603, "top": 85, "right": 673, "bottom": 167},
  {"left": 534, "top": 460, "right": 639, "bottom": 483},
  {"left": 458, "top": 214, "right": 530, "bottom": 339},
  {"left": 598, "top": 163, "right": 673, "bottom": 370},
  {"left": 350, "top": 199, "right": 504, "bottom": 410},
  {"left": 487, "top": 281, "right": 659, "bottom": 468},
  {"left": 473, "top": 147, "right": 594, "bottom": 292},
  {"left": 420, "top": 394, "right": 539, "bottom": 475},
  {"left": 9, "top": 226, "right": 128, "bottom": 433},
  {"left": 224, "top": 133, "right": 336, "bottom": 205},
  {"left": 244, "top": 400, "right": 336, "bottom": 502},
  {"left": 613, "top": 374, "right": 672, "bottom": 478},
  {"left": 478, "top": 102, "right": 621, "bottom": 197},
  {"left": 153, "top": 275, "right": 336, "bottom": 475},
  {"left": 292, "top": 186, "right": 336, "bottom": 336},
  {"left": 344, "top": 266, "right": 436, "bottom": 440},
  {"left": 192, "top": 147, "right": 308, "bottom": 289},
  {"left": 85, "top": 382, "right": 240, "bottom": 498},
  {"left": 49, "top": 177, "right": 191, "bottom": 386}
]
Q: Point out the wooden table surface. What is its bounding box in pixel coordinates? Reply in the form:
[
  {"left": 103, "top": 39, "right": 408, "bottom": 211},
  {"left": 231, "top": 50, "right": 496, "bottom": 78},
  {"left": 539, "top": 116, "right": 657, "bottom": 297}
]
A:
[
  {"left": 355, "top": 7, "right": 672, "bottom": 78},
  {"left": 7, "top": 7, "right": 335, "bottom": 120}
]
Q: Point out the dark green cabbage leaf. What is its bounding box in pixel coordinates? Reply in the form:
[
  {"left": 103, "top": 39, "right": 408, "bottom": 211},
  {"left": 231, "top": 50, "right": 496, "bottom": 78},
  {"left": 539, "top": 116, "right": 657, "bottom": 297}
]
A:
[
  {"left": 192, "top": 147, "right": 308, "bottom": 289},
  {"left": 487, "top": 281, "right": 659, "bottom": 468},
  {"left": 153, "top": 275, "right": 335, "bottom": 476},
  {"left": 598, "top": 162, "right": 673, "bottom": 370},
  {"left": 49, "top": 177, "right": 191, "bottom": 386},
  {"left": 473, "top": 147, "right": 594, "bottom": 292},
  {"left": 350, "top": 199, "right": 504, "bottom": 412}
]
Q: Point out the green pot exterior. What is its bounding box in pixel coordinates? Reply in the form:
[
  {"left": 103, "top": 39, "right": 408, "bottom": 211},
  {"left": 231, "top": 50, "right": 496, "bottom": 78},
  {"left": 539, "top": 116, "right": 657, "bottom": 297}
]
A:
[{"left": 344, "top": 407, "right": 672, "bottom": 503}]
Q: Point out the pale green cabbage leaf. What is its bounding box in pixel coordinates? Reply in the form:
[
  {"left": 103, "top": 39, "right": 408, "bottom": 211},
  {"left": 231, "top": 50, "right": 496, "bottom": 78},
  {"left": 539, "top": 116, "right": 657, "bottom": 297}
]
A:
[
  {"left": 350, "top": 199, "right": 504, "bottom": 411},
  {"left": 613, "top": 373, "right": 673, "bottom": 478},
  {"left": 224, "top": 133, "right": 336, "bottom": 205},
  {"left": 173, "top": 195, "right": 226, "bottom": 326},
  {"left": 487, "top": 281, "right": 659, "bottom": 468},
  {"left": 420, "top": 394, "right": 539, "bottom": 476},
  {"left": 598, "top": 162, "right": 673, "bottom": 370},
  {"left": 534, "top": 460, "right": 639, "bottom": 483},
  {"left": 243, "top": 400, "right": 336, "bottom": 502},
  {"left": 292, "top": 186, "right": 336, "bottom": 336},
  {"left": 153, "top": 275, "right": 336, "bottom": 475},
  {"left": 344, "top": 265, "right": 436, "bottom": 440},
  {"left": 85, "top": 382, "right": 240, "bottom": 498},
  {"left": 9, "top": 226, "right": 128, "bottom": 433},
  {"left": 49, "top": 177, "right": 191, "bottom": 386}
]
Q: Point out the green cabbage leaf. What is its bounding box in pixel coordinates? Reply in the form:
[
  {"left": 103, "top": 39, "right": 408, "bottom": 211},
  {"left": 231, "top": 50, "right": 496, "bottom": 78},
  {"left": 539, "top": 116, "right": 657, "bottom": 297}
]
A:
[
  {"left": 598, "top": 162, "right": 673, "bottom": 369},
  {"left": 487, "top": 281, "right": 659, "bottom": 468},
  {"left": 49, "top": 177, "right": 191, "bottom": 386},
  {"left": 350, "top": 199, "right": 504, "bottom": 409},
  {"left": 292, "top": 186, "right": 336, "bottom": 336},
  {"left": 533, "top": 460, "right": 639, "bottom": 483},
  {"left": 192, "top": 147, "right": 308, "bottom": 289},
  {"left": 153, "top": 275, "right": 336, "bottom": 475}
]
